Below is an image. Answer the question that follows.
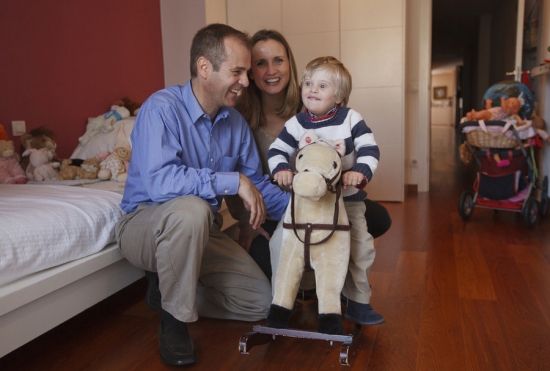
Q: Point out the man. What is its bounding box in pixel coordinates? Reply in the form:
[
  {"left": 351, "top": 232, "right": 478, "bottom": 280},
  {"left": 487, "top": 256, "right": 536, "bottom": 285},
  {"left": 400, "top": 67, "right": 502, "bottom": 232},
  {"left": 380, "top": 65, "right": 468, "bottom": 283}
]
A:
[{"left": 116, "top": 23, "right": 289, "bottom": 366}]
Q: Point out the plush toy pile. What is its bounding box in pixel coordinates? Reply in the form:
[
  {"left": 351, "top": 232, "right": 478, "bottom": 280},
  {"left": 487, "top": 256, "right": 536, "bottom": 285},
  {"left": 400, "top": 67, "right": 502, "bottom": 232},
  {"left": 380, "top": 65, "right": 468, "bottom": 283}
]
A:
[
  {"left": 58, "top": 157, "right": 100, "bottom": 180},
  {"left": 97, "top": 146, "right": 131, "bottom": 182},
  {"left": 79, "top": 104, "right": 130, "bottom": 145},
  {"left": 19, "top": 126, "right": 58, "bottom": 174},
  {"left": 0, "top": 123, "right": 27, "bottom": 184},
  {"left": 22, "top": 148, "right": 60, "bottom": 181},
  {"left": 266, "top": 130, "right": 351, "bottom": 335}
]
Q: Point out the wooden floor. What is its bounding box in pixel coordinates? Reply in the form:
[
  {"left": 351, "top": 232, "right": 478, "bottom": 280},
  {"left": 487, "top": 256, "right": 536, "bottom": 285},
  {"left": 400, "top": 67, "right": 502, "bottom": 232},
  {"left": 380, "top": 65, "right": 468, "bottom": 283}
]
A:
[{"left": 2, "top": 125, "right": 550, "bottom": 370}]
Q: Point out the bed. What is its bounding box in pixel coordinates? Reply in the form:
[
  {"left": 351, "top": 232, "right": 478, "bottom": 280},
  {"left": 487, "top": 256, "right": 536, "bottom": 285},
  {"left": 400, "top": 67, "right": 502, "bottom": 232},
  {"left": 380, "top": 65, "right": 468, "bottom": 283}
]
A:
[
  {"left": 0, "top": 181, "right": 144, "bottom": 357},
  {"left": 0, "top": 116, "right": 238, "bottom": 357},
  {"left": 0, "top": 117, "right": 143, "bottom": 358}
]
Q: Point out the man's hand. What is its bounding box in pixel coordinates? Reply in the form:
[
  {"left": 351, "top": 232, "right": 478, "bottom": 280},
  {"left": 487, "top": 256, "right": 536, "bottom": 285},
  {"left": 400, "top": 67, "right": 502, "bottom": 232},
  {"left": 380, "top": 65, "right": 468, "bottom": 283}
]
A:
[{"left": 238, "top": 173, "right": 266, "bottom": 229}]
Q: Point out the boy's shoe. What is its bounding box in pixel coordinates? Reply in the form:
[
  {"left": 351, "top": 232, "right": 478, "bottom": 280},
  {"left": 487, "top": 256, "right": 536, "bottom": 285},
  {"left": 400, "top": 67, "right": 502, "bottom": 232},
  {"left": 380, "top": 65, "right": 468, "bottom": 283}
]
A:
[
  {"left": 145, "top": 270, "right": 162, "bottom": 312},
  {"left": 343, "top": 298, "right": 385, "bottom": 326}
]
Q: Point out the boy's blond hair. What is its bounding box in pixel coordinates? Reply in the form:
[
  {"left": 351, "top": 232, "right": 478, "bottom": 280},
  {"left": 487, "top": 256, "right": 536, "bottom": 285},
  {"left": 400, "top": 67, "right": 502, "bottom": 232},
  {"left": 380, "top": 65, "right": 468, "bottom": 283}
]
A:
[{"left": 301, "top": 56, "right": 352, "bottom": 107}]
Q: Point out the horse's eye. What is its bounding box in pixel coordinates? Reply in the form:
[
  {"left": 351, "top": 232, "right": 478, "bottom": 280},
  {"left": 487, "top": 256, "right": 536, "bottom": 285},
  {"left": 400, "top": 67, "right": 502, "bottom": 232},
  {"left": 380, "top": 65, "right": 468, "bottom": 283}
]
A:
[
  {"left": 333, "top": 161, "right": 337, "bottom": 169},
  {"left": 298, "top": 154, "right": 303, "bottom": 159}
]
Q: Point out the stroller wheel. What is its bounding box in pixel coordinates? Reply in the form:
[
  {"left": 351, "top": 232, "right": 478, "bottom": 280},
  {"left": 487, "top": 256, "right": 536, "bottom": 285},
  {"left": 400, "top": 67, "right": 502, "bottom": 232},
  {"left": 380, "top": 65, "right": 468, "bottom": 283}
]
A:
[
  {"left": 458, "top": 191, "right": 475, "bottom": 220},
  {"left": 539, "top": 176, "right": 548, "bottom": 217},
  {"left": 523, "top": 196, "right": 538, "bottom": 228}
]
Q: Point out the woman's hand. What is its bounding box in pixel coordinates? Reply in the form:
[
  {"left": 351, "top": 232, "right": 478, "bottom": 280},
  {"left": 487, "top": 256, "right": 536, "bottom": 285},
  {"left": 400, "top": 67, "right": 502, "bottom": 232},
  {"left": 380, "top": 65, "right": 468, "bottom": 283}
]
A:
[{"left": 237, "top": 223, "right": 271, "bottom": 252}]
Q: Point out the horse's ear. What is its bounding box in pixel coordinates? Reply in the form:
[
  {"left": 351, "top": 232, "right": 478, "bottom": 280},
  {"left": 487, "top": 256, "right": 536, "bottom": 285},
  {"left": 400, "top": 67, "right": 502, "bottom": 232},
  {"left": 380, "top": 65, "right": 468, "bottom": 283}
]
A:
[
  {"left": 333, "top": 139, "right": 346, "bottom": 157},
  {"left": 298, "top": 129, "right": 318, "bottom": 149}
]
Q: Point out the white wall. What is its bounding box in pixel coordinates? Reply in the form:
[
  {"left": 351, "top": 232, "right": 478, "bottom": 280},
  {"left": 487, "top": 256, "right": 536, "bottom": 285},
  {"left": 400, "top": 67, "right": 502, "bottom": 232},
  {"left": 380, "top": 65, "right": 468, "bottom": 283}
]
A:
[
  {"left": 159, "top": 0, "right": 434, "bottom": 200},
  {"left": 227, "top": 0, "right": 406, "bottom": 201},
  {"left": 160, "top": 0, "right": 206, "bottom": 87}
]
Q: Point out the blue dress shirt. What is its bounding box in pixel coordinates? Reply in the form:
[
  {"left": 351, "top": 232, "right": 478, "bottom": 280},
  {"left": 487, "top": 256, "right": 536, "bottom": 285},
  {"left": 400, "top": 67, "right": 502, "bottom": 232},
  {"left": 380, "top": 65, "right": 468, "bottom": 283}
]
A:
[{"left": 120, "top": 82, "right": 289, "bottom": 220}]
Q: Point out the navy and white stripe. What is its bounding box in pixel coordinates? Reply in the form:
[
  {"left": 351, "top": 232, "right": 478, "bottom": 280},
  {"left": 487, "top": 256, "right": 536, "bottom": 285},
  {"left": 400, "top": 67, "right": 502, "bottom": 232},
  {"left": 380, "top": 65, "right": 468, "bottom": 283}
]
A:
[{"left": 267, "top": 106, "right": 379, "bottom": 201}]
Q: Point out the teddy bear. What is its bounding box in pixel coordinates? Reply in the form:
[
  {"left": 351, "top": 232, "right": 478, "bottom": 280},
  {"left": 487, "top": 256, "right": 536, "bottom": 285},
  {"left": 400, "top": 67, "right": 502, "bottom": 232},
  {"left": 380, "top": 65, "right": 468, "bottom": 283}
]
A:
[
  {"left": 114, "top": 96, "right": 142, "bottom": 116},
  {"left": 78, "top": 104, "right": 131, "bottom": 145},
  {"left": 22, "top": 148, "right": 60, "bottom": 181},
  {"left": 19, "top": 126, "right": 58, "bottom": 174},
  {"left": 266, "top": 130, "right": 350, "bottom": 335},
  {"left": 98, "top": 146, "right": 131, "bottom": 182},
  {"left": 58, "top": 157, "right": 100, "bottom": 180},
  {"left": 0, "top": 124, "right": 27, "bottom": 184}
]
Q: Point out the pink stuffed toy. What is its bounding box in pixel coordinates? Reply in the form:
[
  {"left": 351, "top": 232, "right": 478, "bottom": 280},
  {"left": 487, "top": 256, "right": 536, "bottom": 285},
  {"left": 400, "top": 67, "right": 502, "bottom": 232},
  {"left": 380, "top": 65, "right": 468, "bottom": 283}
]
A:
[{"left": 0, "top": 124, "right": 27, "bottom": 184}]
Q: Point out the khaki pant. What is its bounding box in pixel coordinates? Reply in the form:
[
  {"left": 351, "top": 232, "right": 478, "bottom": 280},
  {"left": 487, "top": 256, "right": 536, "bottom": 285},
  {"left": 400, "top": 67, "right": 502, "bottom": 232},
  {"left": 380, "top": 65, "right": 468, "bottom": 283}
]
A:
[
  {"left": 116, "top": 195, "right": 271, "bottom": 323},
  {"left": 270, "top": 200, "right": 375, "bottom": 304}
]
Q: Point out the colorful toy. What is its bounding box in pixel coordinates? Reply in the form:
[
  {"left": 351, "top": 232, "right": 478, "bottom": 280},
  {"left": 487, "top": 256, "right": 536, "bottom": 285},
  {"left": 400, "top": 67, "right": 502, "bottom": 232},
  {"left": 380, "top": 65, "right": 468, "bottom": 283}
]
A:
[
  {"left": 98, "top": 146, "right": 131, "bottom": 182},
  {"left": 0, "top": 124, "right": 27, "bottom": 184},
  {"left": 22, "top": 148, "right": 60, "bottom": 181},
  {"left": 58, "top": 157, "right": 100, "bottom": 180}
]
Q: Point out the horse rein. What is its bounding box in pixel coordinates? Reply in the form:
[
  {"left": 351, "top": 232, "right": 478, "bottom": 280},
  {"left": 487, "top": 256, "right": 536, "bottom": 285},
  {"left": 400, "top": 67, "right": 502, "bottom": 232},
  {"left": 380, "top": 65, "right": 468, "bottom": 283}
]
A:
[{"left": 282, "top": 181, "right": 352, "bottom": 271}]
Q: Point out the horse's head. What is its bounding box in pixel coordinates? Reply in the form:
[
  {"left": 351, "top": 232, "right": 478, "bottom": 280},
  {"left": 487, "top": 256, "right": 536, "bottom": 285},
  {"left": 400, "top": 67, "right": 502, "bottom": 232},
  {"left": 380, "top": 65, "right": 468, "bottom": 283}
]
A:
[{"left": 293, "top": 130, "right": 346, "bottom": 201}]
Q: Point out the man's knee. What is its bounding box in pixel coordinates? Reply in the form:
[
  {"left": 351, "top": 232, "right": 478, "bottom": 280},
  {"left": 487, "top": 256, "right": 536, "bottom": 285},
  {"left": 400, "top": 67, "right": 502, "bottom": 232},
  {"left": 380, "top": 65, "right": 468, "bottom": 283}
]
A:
[{"left": 162, "top": 196, "right": 213, "bottom": 227}]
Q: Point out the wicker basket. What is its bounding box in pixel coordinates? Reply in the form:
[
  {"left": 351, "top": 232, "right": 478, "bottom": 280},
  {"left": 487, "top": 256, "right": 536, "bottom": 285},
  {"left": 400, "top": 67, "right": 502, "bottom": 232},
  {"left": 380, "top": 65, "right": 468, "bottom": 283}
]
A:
[{"left": 465, "top": 130, "right": 517, "bottom": 148}]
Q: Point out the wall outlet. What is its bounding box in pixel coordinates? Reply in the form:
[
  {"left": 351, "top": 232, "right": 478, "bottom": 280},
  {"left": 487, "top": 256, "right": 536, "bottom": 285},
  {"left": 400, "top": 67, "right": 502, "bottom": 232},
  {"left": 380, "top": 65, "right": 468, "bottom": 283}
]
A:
[{"left": 11, "top": 120, "right": 26, "bottom": 136}]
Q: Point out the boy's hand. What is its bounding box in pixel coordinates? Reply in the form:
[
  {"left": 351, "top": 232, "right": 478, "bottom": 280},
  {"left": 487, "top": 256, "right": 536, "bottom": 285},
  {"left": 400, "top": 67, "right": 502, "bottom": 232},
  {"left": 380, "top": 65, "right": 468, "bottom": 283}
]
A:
[
  {"left": 273, "top": 170, "right": 294, "bottom": 188},
  {"left": 342, "top": 171, "right": 367, "bottom": 189}
]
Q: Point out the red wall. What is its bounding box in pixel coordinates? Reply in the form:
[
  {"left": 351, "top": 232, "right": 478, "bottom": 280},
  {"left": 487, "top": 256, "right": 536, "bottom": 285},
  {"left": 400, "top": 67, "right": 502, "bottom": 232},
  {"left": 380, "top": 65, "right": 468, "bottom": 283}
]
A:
[{"left": 0, "top": 0, "right": 164, "bottom": 159}]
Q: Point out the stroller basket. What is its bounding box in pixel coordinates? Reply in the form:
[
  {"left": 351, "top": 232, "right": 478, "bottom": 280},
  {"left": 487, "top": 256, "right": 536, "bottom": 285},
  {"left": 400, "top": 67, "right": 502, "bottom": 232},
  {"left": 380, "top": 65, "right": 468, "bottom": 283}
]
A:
[
  {"left": 474, "top": 148, "right": 527, "bottom": 200},
  {"left": 466, "top": 129, "right": 517, "bottom": 148}
]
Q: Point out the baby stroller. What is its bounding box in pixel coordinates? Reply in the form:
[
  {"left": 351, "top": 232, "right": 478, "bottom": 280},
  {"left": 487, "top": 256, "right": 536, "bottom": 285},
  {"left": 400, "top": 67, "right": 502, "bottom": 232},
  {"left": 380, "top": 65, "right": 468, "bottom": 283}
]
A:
[{"left": 458, "top": 118, "right": 548, "bottom": 227}]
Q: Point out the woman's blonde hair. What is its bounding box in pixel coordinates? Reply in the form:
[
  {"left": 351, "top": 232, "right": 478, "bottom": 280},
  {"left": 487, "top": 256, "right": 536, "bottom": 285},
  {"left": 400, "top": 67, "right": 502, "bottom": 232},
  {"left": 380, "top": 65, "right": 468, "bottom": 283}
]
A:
[
  {"left": 237, "top": 30, "right": 300, "bottom": 129},
  {"left": 302, "top": 56, "right": 352, "bottom": 107}
]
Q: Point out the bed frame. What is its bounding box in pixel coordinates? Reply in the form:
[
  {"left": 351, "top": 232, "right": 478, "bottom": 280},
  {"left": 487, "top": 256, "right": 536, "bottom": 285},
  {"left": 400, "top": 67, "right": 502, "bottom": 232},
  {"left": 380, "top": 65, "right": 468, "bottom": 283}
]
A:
[
  {"left": 0, "top": 244, "right": 144, "bottom": 358},
  {"left": 0, "top": 201, "right": 238, "bottom": 358}
]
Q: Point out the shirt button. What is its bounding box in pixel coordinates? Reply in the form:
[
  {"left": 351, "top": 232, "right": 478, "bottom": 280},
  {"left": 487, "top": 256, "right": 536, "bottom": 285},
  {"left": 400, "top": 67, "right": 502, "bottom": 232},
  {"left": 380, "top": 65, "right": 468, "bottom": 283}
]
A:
[
  {"left": 211, "top": 158, "right": 214, "bottom": 162},
  {"left": 224, "top": 190, "right": 228, "bottom": 193}
]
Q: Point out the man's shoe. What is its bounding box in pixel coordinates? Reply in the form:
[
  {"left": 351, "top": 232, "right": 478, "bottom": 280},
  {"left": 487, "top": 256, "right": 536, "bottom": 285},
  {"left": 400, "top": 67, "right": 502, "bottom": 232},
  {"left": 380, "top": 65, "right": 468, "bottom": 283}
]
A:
[
  {"left": 145, "top": 270, "right": 162, "bottom": 312},
  {"left": 343, "top": 298, "right": 385, "bottom": 326},
  {"left": 158, "top": 321, "right": 196, "bottom": 366}
]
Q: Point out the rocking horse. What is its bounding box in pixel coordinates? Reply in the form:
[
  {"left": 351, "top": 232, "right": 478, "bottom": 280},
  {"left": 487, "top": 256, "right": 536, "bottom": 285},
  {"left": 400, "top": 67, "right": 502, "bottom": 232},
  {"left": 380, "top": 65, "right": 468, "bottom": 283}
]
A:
[{"left": 239, "top": 130, "right": 361, "bottom": 366}]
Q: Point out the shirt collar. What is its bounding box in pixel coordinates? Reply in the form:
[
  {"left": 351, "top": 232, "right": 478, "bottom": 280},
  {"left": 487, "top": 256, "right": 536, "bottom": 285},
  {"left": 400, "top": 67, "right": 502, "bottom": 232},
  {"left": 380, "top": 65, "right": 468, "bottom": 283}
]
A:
[
  {"left": 306, "top": 104, "right": 339, "bottom": 121},
  {"left": 182, "top": 81, "right": 230, "bottom": 125}
]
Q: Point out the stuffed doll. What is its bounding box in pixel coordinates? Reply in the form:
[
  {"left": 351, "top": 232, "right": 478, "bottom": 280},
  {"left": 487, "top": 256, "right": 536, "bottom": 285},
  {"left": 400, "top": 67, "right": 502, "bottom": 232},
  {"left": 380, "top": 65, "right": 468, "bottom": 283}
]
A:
[
  {"left": 0, "top": 124, "right": 27, "bottom": 184},
  {"left": 98, "top": 146, "right": 131, "bottom": 182},
  {"left": 19, "top": 126, "right": 58, "bottom": 173},
  {"left": 78, "top": 104, "right": 130, "bottom": 145},
  {"left": 266, "top": 130, "right": 351, "bottom": 335},
  {"left": 22, "top": 148, "right": 60, "bottom": 181},
  {"left": 466, "top": 96, "right": 523, "bottom": 123},
  {"left": 58, "top": 157, "right": 100, "bottom": 180}
]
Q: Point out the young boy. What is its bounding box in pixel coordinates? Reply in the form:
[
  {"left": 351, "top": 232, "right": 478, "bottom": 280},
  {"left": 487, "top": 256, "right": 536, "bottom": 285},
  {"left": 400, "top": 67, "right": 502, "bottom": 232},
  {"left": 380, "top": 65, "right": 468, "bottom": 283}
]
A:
[{"left": 267, "top": 56, "right": 384, "bottom": 326}]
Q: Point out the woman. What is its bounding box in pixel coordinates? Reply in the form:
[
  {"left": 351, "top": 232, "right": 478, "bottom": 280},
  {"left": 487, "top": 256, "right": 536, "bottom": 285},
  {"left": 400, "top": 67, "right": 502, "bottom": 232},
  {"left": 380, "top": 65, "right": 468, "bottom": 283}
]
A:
[{"left": 231, "top": 29, "right": 391, "bottom": 279}]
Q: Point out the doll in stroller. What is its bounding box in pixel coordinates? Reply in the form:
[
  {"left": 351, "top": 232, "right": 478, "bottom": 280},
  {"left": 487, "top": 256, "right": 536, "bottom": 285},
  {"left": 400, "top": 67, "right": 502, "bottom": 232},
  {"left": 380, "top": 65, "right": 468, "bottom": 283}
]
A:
[{"left": 458, "top": 81, "right": 549, "bottom": 228}]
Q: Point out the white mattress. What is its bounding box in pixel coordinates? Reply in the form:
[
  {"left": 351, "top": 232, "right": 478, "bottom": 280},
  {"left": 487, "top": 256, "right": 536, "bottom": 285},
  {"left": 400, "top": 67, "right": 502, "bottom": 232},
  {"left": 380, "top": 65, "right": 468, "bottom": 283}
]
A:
[{"left": 0, "top": 184, "right": 124, "bottom": 286}]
